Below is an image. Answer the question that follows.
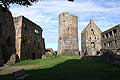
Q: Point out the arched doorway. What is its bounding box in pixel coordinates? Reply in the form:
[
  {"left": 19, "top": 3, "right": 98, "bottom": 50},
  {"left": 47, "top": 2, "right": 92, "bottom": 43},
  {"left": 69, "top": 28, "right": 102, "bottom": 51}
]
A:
[
  {"left": 91, "top": 42, "right": 96, "bottom": 55},
  {"left": 91, "top": 42, "right": 95, "bottom": 48}
]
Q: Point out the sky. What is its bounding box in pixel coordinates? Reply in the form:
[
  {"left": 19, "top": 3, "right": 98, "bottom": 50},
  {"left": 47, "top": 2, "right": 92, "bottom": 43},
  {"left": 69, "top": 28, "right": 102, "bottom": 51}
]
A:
[{"left": 10, "top": 0, "right": 120, "bottom": 51}]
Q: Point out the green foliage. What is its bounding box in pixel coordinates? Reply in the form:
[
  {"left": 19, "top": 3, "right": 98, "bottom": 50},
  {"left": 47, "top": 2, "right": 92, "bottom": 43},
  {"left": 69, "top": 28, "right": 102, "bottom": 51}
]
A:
[{"left": 0, "top": 0, "right": 39, "bottom": 8}]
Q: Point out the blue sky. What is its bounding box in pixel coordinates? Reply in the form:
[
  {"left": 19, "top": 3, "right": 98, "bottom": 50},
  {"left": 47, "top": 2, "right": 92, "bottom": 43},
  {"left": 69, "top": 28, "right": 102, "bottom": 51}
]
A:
[{"left": 10, "top": 0, "right": 120, "bottom": 51}]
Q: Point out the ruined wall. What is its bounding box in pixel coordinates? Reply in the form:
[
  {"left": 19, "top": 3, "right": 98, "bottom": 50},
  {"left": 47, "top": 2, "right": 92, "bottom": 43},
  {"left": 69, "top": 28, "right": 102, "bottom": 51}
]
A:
[
  {"left": 14, "top": 16, "right": 22, "bottom": 60},
  {"left": 81, "top": 19, "right": 102, "bottom": 56},
  {"left": 58, "top": 12, "right": 79, "bottom": 55},
  {"left": 101, "top": 24, "right": 120, "bottom": 54},
  {"left": 14, "top": 16, "right": 45, "bottom": 60},
  {"left": 0, "top": 6, "right": 16, "bottom": 65}
]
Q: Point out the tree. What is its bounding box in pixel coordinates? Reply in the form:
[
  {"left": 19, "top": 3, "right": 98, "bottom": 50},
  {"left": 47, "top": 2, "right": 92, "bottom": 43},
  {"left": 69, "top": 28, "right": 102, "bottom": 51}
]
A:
[{"left": 0, "top": 0, "right": 39, "bottom": 8}]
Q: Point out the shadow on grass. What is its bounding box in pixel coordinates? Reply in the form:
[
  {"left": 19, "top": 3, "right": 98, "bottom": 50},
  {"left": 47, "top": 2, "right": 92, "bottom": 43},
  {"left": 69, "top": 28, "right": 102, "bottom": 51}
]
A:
[
  {"left": 1, "top": 59, "right": 120, "bottom": 80},
  {"left": 0, "top": 74, "right": 11, "bottom": 80}
]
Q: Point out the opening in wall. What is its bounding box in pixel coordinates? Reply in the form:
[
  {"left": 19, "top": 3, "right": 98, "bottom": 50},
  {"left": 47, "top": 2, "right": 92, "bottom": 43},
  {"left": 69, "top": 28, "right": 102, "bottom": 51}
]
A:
[
  {"left": 113, "top": 29, "right": 117, "bottom": 37},
  {"left": 109, "top": 31, "right": 113, "bottom": 37},
  {"left": 35, "top": 29, "right": 39, "bottom": 34},
  {"left": 59, "top": 37, "right": 62, "bottom": 40},
  {"left": 91, "top": 42, "right": 95, "bottom": 48},
  {"left": 102, "top": 35, "right": 105, "bottom": 39},
  {"left": 105, "top": 33, "right": 108, "bottom": 38},
  {"left": 108, "top": 42, "right": 110, "bottom": 47},
  {"left": 32, "top": 53, "right": 35, "bottom": 60},
  {"left": 104, "top": 43, "right": 106, "bottom": 47},
  {"left": 91, "top": 29, "right": 93, "bottom": 31}
]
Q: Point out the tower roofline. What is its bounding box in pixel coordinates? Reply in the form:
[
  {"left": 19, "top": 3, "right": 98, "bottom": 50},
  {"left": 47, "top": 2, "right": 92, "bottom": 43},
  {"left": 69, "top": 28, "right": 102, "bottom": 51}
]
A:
[
  {"left": 59, "top": 12, "right": 77, "bottom": 17},
  {"left": 90, "top": 19, "right": 94, "bottom": 24},
  {"left": 81, "top": 19, "right": 102, "bottom": 33}
]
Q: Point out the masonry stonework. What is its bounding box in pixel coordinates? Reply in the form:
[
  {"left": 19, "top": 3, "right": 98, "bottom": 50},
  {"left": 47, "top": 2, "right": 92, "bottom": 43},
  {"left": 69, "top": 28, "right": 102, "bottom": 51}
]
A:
[
  {"left": 58, "top": 12, "right": 79, "bottom": 55},
  {"left": 0, "top": 6, "right": 16, "bottom": 65},
  {"left": 101, "top": 24, "right": 120, "bottom": 54},
  {"left": 81, "top": 19, "right": 102, "bottom": 56},
  {"left": 14, "top": 16, "right": 45, "bottom": 60}
]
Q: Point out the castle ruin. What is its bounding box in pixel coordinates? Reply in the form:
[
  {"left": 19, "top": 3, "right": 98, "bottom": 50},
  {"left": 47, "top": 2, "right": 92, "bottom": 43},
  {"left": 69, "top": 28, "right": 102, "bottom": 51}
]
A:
[
  {"left": 101, "top": 24, "right": 120, "bottom": 54},
  {"left": 81, "top": 19, "right": 102, "bottom": 56},
  {"left": 58, "top": 12, "right": 79, "bottom": 55},
  {"left": 14, "top": 16, "right": 45, "bottom": 60}
]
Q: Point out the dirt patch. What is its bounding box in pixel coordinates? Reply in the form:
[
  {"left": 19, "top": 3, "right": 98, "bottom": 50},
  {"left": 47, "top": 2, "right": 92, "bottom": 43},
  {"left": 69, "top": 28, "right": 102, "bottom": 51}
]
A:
[{"left": 0, "top": 65, "right": 40, "bottom": 74}]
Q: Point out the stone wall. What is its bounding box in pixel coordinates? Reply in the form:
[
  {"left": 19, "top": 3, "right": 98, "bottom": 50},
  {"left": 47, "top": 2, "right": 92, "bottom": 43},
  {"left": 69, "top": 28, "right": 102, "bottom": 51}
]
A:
[
  {"left": 0, "top": 6, "right": 16, "bottom": 65},
  {"left": 81, "top": 19, "right": 102, "bottom": 56},
  {"left": 14, "top": 16, "right": 45, "bottom": 60},
  {"left": 0, "top": 53, "right": 3, "bottom": 66},
  {"left": 58, "top": 12, "right": 79, "bottom": 55},
  {"left": 101, "top": 24, "right": 120, "bottom": 54}
]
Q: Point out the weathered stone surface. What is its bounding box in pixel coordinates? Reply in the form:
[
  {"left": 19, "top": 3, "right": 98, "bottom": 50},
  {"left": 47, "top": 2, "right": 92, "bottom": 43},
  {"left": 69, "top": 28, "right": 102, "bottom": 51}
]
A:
[
  {"left": 0, "top": 6, "right": 16, "bottom": 65},
  {"left": 58, "top": 12, "right": 79, "bottom": 55},
  {"left": 101, "top": 24, "right": 120, "bottom": 55},
  {"left": 81, "top": 19, "right": 102, "bottom": 56},
  {"left": 6, "top": 54, "right": 16, "bottom": 64},
  {"left": 0, "top": 53, "right": 3, "bottom": 66},
  {"left": 45, "top": 48, "right": 56, "bottom": 57},
  {"left": 14, "top": 16, "right": 45, "bottom": 60}
]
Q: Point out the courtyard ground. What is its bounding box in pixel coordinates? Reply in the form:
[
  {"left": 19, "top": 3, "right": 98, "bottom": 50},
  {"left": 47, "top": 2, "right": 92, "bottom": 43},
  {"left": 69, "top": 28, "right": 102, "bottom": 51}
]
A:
[{"left": 0, "top": 56, "right": 120, "bottom": 80}]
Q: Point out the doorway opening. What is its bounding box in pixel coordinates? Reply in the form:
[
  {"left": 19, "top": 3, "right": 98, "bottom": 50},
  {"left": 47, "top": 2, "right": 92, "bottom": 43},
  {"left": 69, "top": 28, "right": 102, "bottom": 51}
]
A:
[{"left": 32, "top": 53, "right": 36, "bottom": 60}]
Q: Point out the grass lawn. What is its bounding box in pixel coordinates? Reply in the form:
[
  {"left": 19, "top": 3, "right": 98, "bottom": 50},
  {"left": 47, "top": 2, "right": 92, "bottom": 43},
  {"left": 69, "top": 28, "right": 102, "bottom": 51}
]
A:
[{"left": 0, "top": 56, "right": 120, "bottom": 80}]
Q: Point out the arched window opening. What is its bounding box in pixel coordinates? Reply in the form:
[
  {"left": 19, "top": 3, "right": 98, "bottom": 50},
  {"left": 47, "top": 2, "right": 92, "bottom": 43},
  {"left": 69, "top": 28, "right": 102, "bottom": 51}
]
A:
[{"left": 91, "top": 42, "right": 95, "bottom": 48}]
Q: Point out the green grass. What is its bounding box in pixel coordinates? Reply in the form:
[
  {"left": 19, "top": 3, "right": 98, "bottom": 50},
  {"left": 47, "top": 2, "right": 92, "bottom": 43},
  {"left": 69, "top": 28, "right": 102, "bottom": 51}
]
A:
[
  {"left": 1, "top": 56, "right": 120, "bottom": 80},
  {"left": 11, "top": 56, "right": 79, "bottom": 68}
]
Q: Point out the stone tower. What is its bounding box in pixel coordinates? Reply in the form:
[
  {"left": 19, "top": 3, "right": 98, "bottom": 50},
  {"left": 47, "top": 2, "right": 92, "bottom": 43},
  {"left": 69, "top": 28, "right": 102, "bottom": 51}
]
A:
[
  {"left": 58, "top": 12, "right": 79, "bottom": 55},
  {"left": 81, "top": 19, "right": 102, "bottom": 56}
]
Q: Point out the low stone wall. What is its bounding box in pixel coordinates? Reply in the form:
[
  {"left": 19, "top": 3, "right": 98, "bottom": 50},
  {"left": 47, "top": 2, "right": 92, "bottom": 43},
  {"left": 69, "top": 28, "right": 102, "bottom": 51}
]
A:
[
  {"left": 81, "top": 49, "right": 120, "bottom": 65},
  {"left": 81, "top": 56, "right": 101, "bottom": 61}
]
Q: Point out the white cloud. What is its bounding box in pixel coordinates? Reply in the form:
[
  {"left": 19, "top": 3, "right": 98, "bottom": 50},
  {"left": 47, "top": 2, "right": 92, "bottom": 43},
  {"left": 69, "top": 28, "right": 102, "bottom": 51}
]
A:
[{"left": 10, "top": 0, "right": 120, "bottom": 50}]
